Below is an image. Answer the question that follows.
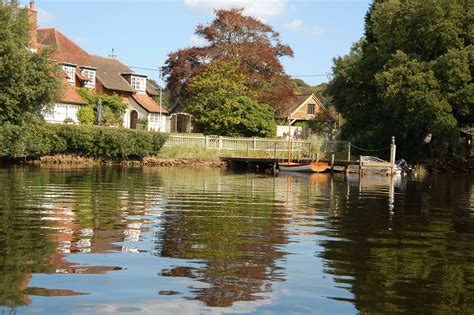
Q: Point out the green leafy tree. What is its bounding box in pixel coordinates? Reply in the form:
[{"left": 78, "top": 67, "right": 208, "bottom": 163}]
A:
[
  {"left": 0, "top": 0, "right": 62, "bottom": 125},
  {"left": 186, "top": 61, "right": 276, "bottom": 137},
  {"left": 327, "top": 0, "right": 473, "bottom": 159},
  {"left": 77, "top": 88, "right": 127, "bottom": 126}
]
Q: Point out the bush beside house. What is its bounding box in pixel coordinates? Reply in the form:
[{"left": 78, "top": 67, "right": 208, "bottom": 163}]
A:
[{"left": 0, "top": 124, "right": 168, "bottom": 159}]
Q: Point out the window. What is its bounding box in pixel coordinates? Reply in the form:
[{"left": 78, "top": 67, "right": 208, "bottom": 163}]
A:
[
  {"left": 308, "top": 104, "right": 315, "bottom": 115},
  {"left": 131, "top": 76, "right": 146, "bottom": 92},
  {"left": 82, "top": 69, "right": 96, "bottom": 88},
  {"left": 62, "top": 65, "right": 75, "bottom": 84},
  {"left": 149, "top": 114, "right": 160, "bottom": 124},
  {"left": 42, "top": 104, "right": 79, "bottom": 122}
]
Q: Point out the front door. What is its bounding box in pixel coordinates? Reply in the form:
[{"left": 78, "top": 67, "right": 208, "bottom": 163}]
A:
[{"left": 130, "top": 110, "right": 138, "bottom": 129}]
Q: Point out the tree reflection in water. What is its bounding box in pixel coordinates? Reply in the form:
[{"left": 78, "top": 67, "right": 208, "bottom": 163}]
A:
[
  {"left": 154, "top": 171, "right": 289, "bottom": 307},
  {"left": 319, "top": 174, "right": 474, "bottom": 313}
]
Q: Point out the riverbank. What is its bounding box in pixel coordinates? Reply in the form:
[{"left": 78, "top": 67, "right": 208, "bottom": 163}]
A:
[
  {"left": 4, "top": 154, "right": 471, "bottom": 173},
  {"left": 1, "top": 154, "right": 227, "bottom": 169},
  {"left": 420, "top": 157, "right": 474, "bottom": 173}
]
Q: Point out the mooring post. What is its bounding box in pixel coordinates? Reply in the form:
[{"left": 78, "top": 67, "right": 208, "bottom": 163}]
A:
[
  {"left": 309, "top": 143, "right": 313, "bottom": 160},
  {"left": 274, "top": 143, "right": 277, "bottom": 160},
  {"left": 348, "top": 142, "right": 351, "bottom": 161},
  {"left": 390, "top": 136, "right": 396, "bottom": 175},
  {"left": 331, "top": 152, "right": 335, "bottom": 173},
  {"left": 359, "top": 155, "right": 363, "bottom": 177}
]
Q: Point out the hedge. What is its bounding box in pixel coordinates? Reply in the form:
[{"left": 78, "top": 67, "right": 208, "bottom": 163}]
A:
[{"left": 0, "top": 123, "right": 168, "bottom": 159}]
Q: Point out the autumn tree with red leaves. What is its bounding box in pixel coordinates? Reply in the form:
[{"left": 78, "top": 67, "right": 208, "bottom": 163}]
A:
[{"left": 163, "top": 8, "right": 295, "bottom": 116}]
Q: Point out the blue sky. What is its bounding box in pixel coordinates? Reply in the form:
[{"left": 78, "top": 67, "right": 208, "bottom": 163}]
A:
[{"left": 24, "top": 0, "right": 372, "bottom": 86}]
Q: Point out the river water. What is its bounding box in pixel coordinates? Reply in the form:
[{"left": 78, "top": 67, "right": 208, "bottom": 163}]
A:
[{"left": 0, "top": 166, "right": 472, "bottom": 314}]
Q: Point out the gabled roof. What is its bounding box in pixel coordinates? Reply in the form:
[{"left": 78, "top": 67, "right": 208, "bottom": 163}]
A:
[
  {"left": 88, "top": 55, "right": 135, "bottom": 93},
  {"left": 288, "top": 94, "right": 314, "bottom": 115},
  {"left": 288, "top": 93, "right": 336, "bottom": 122},
  {"left": 131, "top": 94, "right": 168, "bottom": 114}
]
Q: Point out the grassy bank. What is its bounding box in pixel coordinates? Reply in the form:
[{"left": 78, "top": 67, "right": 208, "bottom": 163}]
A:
[{"left": 0, "top": 123, "right": 168, "bottom": 160}]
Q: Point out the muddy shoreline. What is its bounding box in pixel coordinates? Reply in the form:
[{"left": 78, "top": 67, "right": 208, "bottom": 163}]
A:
[{"left": 1, "top": 154, "right": 227, "bottom": 169}]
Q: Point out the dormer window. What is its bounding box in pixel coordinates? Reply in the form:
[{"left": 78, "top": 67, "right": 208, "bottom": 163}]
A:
[
  {"left": 62, "top": 64, "right": 76, "bottom": 84},
  {"left": 130, "top": 76, "right": 146, "bottom": 93},
  {"left": 81, "top": 67, "right": 96, "bottom": 88}
]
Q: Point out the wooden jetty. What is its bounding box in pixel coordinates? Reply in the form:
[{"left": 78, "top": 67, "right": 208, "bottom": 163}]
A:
[
  {"left": 221, "top": 137, "right": 399, "bottom": 175},
  {"left": 220, "top": 156, "right": 355, "bottom": 172}
]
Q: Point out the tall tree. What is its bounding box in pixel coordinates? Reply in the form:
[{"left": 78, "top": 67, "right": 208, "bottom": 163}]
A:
[
  {"left": 0, "top": 0, "right": 61, "bottom": 125},
  {"left": 185, "top": 61, "right": 276, "bottom": 137},
  {"left": 164, "top": 8, "right": 295, "bottom": 115},
  {"left": 327, "top": 0, "right": 473, "bottom": 159}
]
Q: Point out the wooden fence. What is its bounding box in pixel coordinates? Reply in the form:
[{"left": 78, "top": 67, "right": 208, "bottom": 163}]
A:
[
  {"left": 164, "top": 135, "right": 306, "bottom": 154},
  {"left": 164, "top": 134, "right": 351, "bottom": 160}
]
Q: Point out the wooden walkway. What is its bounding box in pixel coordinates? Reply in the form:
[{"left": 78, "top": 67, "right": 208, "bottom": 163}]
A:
[
  {"left": 220, "top": 157, "right": 357, "bottom": 169},
  {"left": 220, "top": 156, "right": 395, "bottom": 173}
]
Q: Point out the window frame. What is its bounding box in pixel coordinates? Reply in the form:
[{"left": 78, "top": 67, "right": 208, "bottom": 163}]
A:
[
  {"left": 130, "top": 76, "right": 146, "bottom": 92},
  {"left": 82, "top": 68, "right": 96, "bottom": 88},
  {"left": 62, "top": 65, "right": 76, "bottom": 84}
]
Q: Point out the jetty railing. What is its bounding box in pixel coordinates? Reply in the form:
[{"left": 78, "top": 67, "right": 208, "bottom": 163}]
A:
[
  {"left": 164, "top": 134, "right": 352, "bottom": 160},
  {"left": 164, "top": 134, "right": 307, "bottom": 157}
]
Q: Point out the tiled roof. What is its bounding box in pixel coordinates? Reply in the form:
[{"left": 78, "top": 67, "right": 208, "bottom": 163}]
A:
[
  {"left": 131, "top": 94, "right": 168, "bottom": 114},
  {"left": 60, "top": 85, "right": 87, "bottom": 105},
  {"left": 36, "top": 28, "right": 90, "bottom": 66},
  {"left": 75, "top": 68, "right": 88, "bottom": 81},
  {"left": 89, "top": 55, "right": 135, "bottom": 93}
]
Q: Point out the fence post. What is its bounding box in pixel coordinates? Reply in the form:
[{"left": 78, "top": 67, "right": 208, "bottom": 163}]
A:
[
  {"left": 274, "top": 143, "right": 277, "bottom": 160},
  {"left": 205, "top": 136, "right": 209, "bottom": 149},
  {"left": 247, "top": 142, "right": 250, "bottom": 157},
  {"left": 253, "top": 137, "right": 257, "bottom": 151},
  {"left": 218, "top": 136, "right": 223, "bottom": 150},
  {"left": 348, "top": 142, "right": 351, "bottom": 161}
]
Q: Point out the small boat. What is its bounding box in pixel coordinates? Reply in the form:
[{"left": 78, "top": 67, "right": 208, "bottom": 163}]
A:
[{"left": 279, "top": 161, "right": 329, "bottom": 173}]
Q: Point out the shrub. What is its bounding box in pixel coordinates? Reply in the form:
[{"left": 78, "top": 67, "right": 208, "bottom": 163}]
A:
[
  {"left": 0, "top": 123, "right": 168, "bottom": 159},
  {"left": 77, "top": 105, "right": 95, "bottom": 125}
]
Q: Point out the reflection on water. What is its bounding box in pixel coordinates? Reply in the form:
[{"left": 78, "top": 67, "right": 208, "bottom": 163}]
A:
[{"left": 0, "top": 166, "right": 472, "bottom": 314}]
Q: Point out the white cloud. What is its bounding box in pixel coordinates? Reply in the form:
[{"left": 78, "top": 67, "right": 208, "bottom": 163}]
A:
[
  {"left": 188, "top": 34, "right": 209, "bottom": 47},
  {"left": 284, "top": 19, "right": 325, "bottom": 37},
  {"left": 184, "top": 0, "right": 288, "bottom": 20}
]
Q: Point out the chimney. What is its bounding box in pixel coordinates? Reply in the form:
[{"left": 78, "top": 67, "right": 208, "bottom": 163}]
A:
[{"left": 28, "top": 1, "right": 38, "bottom": 50}]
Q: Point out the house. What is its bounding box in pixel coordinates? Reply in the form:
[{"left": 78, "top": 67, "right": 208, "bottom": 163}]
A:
[
  {"left": 28, "top": 2, "right": 168, "bottom": 131},
  {"left": 277, "top": 93, "right": 338, "bottom": 139}
]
